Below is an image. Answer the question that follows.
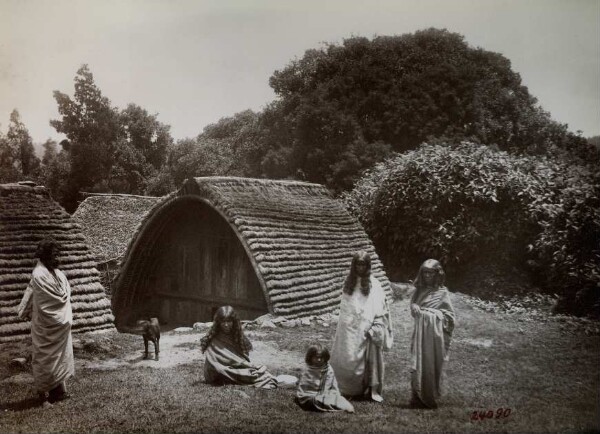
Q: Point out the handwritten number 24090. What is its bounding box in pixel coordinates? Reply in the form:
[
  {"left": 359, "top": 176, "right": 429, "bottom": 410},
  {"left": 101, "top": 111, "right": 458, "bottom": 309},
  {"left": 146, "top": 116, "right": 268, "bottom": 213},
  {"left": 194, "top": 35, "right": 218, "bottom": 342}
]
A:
[{"left": 471, "top": 408, "right": 512, "bottom": 421}]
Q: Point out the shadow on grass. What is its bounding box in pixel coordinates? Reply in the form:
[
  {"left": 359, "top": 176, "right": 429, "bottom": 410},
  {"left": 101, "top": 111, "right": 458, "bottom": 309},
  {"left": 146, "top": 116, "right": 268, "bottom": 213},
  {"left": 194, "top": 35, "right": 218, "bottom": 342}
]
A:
[
  {"left": 394, "top": 402, "right": 436, "bottom": 410},
  {"left": 190, "top": 380, "right": 251, "bottom": 389},
  {"left": 0, "top": 396, "right": 43, "bottom": 411},
  {"left": 345, "top": 393, "right": 434, "bottom": 410},
  {"left": 345, "top": 394, "right": 371, "bottom": 402},
  {"left": 126, "top": 354, "right": 160, "bottom": 364},
  {"left": 174, "top": 342, "right": 197, "bottom": 350}
]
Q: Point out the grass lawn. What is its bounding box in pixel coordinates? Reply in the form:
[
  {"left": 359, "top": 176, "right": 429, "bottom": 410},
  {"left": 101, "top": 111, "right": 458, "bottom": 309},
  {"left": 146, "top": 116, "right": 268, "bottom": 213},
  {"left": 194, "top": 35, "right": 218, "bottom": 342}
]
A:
[{"left": 1, "top": 294, "right": 598, "bottom": 433}]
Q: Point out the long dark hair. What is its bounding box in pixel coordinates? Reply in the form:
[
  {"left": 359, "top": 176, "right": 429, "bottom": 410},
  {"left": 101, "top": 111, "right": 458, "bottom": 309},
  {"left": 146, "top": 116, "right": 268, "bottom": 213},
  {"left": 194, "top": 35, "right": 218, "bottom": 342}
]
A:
[
  {"left": 413, "top": 259, "right": 445, "bottom": 291},
  {"left": 305, "top": 343, "right": 330, "bottom": 367},
  {"left": 36, "top": 238, "right": 59, "bottom": 272},
  {"left": 343, "top": 251, "right": 372, "bottom": 296},
  {"left": 200, "top": 306, "right": 252, "bottom": 356}
]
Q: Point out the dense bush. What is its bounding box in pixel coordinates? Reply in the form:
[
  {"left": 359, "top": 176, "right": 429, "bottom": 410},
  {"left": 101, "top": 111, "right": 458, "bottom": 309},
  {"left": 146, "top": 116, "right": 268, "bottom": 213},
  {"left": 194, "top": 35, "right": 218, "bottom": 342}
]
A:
[
  {"left": 343, "top": 142, "right": 599, "bottom": 316},
  {"left": 530, "top": 165, "right": 600, "bottom": 316}
]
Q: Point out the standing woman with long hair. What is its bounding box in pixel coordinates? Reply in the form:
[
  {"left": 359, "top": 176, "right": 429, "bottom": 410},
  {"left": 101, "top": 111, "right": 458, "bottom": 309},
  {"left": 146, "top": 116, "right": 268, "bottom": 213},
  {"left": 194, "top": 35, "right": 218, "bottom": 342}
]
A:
[
  {"left": 330, "top": 251, "right": 393, "bottom": 402},
  {"left": 200, "top": 305, "right": 277, "bottom": 389},
  {"left": 17, "top": 238, "right": 74, "bottom": 406},
  {"left": 410, "top": 259, "right": 456, "bottom": 408}
]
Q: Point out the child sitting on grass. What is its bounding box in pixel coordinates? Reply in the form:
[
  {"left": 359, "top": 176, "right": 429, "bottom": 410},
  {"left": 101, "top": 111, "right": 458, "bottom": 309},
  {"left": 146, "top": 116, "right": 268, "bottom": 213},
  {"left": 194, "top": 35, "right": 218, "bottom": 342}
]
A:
[
  {"left": 200, "top": 305, "right": 277, "bottom": 389},
  {"left": 295, "top": 343, "right": 355, "bottom": 413}
]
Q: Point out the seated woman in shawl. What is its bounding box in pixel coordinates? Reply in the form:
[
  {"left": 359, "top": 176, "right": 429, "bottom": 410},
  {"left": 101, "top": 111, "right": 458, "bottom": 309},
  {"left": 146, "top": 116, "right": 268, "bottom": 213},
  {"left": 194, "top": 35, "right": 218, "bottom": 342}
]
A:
[
  {"left": 200, "top": 305, "right": 277, "bottom": 389},
  {"left": 330, "top": 251, "right": 393, "bottom": 402},
  {"left": 17, "top": 238, "right": 74, "bottom": 406},
  {"left": 410, "top": 259, "right": 456, "bottom": 409},
  {"left": 296, "top": 343, "right": 354, "bottom": 413}
]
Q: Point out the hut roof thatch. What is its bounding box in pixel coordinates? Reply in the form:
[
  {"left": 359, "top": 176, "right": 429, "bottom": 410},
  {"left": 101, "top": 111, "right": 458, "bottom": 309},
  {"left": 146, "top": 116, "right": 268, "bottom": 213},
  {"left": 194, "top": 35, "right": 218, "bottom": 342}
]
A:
[
  {"left": 114, "top": 177, "right": 391, "bottom": 320},
  {"left": 73, "top": 194, "right": 162, "bottom": 264},
  {"left": 0, "top": 183, "right": 114, "bottom": 342}
]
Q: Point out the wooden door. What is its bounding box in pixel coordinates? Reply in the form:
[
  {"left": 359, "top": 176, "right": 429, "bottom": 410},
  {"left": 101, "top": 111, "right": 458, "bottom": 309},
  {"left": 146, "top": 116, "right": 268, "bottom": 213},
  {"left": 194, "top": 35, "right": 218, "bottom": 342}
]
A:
[{"left": 139, "top": 199, "right": 267, "bottom": 325}]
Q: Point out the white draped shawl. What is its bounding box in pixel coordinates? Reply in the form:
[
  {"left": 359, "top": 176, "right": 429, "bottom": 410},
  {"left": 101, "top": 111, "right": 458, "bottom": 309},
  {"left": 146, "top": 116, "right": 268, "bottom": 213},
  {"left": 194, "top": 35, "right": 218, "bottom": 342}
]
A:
[
  {"left": 18, "top": 261, "right": 74, "bottom": 393},
  {"left": 330, "top": 276, "right": 393, "bottom": 397}
]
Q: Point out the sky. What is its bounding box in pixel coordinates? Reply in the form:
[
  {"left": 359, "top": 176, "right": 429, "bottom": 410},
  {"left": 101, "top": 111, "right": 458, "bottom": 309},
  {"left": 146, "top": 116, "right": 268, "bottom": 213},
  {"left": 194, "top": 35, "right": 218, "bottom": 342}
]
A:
[{"left": 1, "top": 0, "right": 599, "bottom": 145}]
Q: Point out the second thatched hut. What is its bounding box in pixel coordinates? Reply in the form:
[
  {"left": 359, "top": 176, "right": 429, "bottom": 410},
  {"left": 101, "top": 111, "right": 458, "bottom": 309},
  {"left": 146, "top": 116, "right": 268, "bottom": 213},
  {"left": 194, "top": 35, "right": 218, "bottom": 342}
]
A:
[{"left": 72, "top": 193, "right": 162, "bottom": 294}]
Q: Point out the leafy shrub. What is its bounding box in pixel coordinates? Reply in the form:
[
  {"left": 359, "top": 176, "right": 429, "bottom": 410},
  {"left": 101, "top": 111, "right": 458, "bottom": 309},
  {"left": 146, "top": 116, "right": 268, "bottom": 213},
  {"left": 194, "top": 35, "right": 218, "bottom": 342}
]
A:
[
  {"left": 344, "top": 142, "right": 539, "bottom": 273},
  {"left": 529, "top": 165, "right": 600, "bottom": 316},
  {"left": 343, "top": 142, "right": 600, "bottom": 316}
]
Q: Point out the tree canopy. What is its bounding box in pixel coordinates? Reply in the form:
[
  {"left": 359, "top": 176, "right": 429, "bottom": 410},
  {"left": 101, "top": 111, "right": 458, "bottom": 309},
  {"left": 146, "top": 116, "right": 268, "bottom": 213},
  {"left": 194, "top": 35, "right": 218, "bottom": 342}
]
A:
[
  {"left": 51, "top": 65, "right": 121, "bottom": 192},
  {"left": 0, "top": 109, "right": 40, "bottom": 182},
  {"left": 49, "top": 65, "right": 173, "bottom": 210},
  {"left": 254, "top": 28, "right": 589, "bottom": 191},
  {"left": 5, "top": 30, "right": 596, "bottom": 217}
]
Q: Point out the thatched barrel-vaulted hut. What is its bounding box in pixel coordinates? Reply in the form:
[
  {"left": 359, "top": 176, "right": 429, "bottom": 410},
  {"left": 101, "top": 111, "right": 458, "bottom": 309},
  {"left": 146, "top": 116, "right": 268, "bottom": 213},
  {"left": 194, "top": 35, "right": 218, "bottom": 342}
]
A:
[
  {"left": 112, "top": 177, "right": 391, "bottom": 328},
  {"left": 0, "top": 183, "right": 114, "bottom": 342},
  {"left": 72, "top": 193, "right": 162, "bottom": 295}
]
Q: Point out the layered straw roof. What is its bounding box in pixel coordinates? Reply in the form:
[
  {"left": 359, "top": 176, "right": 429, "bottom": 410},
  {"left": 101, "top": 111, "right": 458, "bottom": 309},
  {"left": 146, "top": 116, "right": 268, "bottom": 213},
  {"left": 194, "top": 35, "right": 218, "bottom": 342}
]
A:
[
  {"left": 115, "top": 177, "right": 391, "bottom": 319},
  {"left": 0, "top": 183, "right": 114, "bottom": 342},
  {"left": 73, "top": 193, "right": 162, "bottom": 264}
]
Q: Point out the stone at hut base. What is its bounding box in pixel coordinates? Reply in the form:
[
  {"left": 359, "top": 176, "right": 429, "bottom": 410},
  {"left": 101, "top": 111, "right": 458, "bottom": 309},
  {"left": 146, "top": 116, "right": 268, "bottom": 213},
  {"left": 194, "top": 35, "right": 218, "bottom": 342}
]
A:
[
  {"left": 318, "top": 313, "right": 332, "bottom": 321},
  {"left": 193, "top": 322, "right": 212, "bottom": 331},
  {"left": 254, "top": 313, "right": 273, "bottom": 326},
  {"left": 260, "top": 320, "right": 276, "bottom": 329}
]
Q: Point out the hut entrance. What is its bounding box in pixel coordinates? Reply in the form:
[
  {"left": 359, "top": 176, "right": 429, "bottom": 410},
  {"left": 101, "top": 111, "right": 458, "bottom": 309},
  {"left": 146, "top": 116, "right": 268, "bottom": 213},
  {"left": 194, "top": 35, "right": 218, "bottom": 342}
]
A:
[{"left": 129, "top": 199, "right": 267, "bottom": 326}]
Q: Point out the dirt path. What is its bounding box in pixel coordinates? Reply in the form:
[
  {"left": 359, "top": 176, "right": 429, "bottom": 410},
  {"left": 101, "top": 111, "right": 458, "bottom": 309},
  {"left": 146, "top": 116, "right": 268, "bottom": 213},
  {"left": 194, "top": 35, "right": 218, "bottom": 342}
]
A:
[{"left": 78, "top": 330, "right": 305, "bottom": 374}]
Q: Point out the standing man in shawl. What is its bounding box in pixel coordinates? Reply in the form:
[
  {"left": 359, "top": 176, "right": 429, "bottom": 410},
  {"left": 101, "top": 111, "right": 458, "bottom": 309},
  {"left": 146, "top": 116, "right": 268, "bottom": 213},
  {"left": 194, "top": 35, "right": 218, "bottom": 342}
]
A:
[
  {"left": 410, "top": 259, "right": 456, "bottom": 409},
  {"left": 17, "top": 238, "right": 74, "bottom": 405},
  {"left": 330, "top": 251, "right": 393, "bottom": 402}
]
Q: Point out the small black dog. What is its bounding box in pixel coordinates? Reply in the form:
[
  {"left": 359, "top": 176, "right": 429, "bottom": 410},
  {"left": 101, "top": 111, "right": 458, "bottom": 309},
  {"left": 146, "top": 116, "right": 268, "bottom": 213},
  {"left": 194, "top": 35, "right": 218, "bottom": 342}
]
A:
[{"left": 136, "top": 318, "right": 160, "bottom": 361}]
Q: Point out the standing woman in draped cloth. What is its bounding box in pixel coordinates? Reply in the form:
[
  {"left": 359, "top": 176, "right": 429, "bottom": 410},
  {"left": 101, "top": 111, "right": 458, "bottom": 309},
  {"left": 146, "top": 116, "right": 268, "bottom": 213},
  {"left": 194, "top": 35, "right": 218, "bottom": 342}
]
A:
[
  {"left": 330, "top": 251, "right": 393, "bottom": 402},
  {"left": 17, "top": 238, "right": 74, "bottom": 406},
  {"left": 200, "top": 305, "right": 278, "bottom": 389},
  {"left": 410, "top": 259, "right": 456, "bottom": 408}
]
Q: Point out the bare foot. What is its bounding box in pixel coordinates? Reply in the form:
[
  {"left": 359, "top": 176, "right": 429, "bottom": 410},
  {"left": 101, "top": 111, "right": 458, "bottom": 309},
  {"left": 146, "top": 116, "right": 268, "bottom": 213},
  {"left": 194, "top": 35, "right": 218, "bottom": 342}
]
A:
[{"left": 371, "top": 392, "right": 384, "bottom": 403}]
